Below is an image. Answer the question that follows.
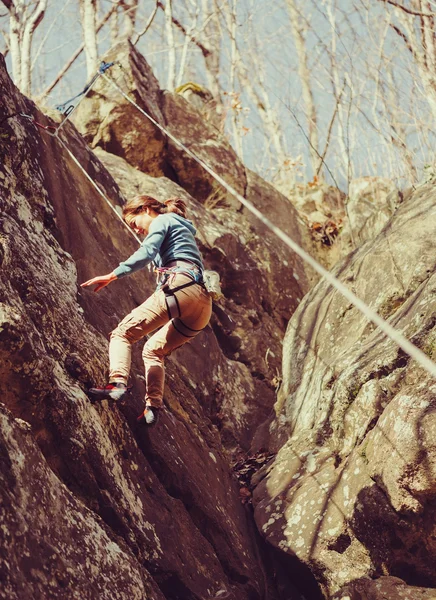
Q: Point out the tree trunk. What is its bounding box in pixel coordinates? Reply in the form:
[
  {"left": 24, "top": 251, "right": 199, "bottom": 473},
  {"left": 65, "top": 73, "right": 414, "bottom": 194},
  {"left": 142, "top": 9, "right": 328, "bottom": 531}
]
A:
[
  {"left": 20, "top": 0, "right": 47, "bottom": 95},
  {"left": 80, "top": 0, "right": 98, "bottom": 78},
  {"left": 165, "top": 0, "right": 176, "bottom": 90},
  {"left": 121, "top": 0, "right": 137, "bottom": 39},
  {"left": 9, "top": 8, "right": 21, "bottom": 88},
  {"left": 286, "top": 0, "right": 320, "bottom": 177}
]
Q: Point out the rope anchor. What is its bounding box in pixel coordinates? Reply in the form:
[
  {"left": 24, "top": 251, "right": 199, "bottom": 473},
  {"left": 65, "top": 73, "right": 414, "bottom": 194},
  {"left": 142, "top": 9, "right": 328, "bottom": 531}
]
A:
[{"left": 56, "top": 61, "right": 115, "bottom": 114}]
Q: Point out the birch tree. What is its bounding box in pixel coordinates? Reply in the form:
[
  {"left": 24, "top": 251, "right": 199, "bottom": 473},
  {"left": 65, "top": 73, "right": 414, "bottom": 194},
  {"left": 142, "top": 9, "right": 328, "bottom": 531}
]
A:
[
  {"left": 120, "top": 0, "right": 137, "bottom": 39},
  {"left": 165, "top": 0, "right": 176, "bottom": 89},
  {"left": 79, "top": 0, "right": 98, "bottom": 78},
  {"left": 286, "top": 0, "right": 320, "bottom": 177},
  {"left": 0, "top": 0, "right": 47, "bottom": 95}
]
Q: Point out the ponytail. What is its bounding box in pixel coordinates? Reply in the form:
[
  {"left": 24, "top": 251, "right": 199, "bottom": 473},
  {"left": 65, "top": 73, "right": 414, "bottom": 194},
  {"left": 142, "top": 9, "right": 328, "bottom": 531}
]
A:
[{"left": 164, "top": 197, "right": 187, "bottom": 218}]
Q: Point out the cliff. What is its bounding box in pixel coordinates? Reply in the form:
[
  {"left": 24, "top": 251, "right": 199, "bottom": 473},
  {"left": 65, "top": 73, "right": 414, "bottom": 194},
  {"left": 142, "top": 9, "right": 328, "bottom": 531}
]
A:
[
  {"left": 0, "top": 43, "right": 314, "bottom": 600},
  {"left": 1, "top": 39, "right": 435, "bottom": 600}
]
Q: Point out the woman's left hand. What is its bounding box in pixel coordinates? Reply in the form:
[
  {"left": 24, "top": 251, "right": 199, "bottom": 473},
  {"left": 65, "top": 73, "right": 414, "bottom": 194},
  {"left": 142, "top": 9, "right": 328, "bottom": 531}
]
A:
[{"left": 81, "top": 272, "right": 118, "bottom": 293}]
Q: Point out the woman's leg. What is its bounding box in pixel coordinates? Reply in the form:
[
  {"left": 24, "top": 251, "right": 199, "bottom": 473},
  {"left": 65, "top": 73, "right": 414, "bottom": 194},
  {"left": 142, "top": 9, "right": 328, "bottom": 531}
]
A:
[
  {"left": 109, "top": 290, "right": 169, "bottom": 385},
  {"left": 142, "top": 278, "right": 212, "bottom": 408}
]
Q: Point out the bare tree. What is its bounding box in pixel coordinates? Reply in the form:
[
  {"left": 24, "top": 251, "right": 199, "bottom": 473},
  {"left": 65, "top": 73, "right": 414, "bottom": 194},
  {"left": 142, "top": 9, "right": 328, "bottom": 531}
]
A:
[
  {"left": 379, "top": 0, "right": 436, "bottom": 120},
  {"left": 286, "top": 0, "right": 320, "bottom": 177},
  {"left": 79, "top": 0, "right": 98, "bottom": 78},
  {"left": 0, "top": 28, "right": 9, "bottom": 57},
  {"left": 39, "top": 3, "right": 116, "bottom": 100},
  {"left": 1, "top": 0, "right": 47, "bottom": 95},
  {"left": 164, "top": 0, "right": 176, "bottom": 89},
  {"left": 132, "top": 1, "right": 159, "bottom": 46}
]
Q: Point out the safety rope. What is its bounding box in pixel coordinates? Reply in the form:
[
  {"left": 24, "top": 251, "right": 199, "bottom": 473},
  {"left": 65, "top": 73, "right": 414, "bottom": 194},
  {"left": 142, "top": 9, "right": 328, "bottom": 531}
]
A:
[
  {"left": 3, "top": 62, "right": 435, "bottom": 378},
  {"left": 101, "top": 69, "right": 436, "bottom": 379},
  {"left": 55, "top": 135, "right": 141, "bottom": 244}
]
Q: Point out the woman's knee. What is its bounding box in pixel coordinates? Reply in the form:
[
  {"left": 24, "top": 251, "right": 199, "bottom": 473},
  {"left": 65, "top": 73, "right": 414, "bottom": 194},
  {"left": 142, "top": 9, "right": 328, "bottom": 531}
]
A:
[
  {"left": 110, "top": 325, "right": 137, "bottom": 344},
  {"left": 142, "top": 340, "right": 165, "bottom": 362}
]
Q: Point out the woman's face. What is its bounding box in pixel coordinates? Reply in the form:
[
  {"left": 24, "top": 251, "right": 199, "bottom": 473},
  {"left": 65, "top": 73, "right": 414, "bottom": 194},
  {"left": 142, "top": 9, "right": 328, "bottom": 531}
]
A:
[{"left": 129, "top": 209, "right": 154, "bottom": 235}]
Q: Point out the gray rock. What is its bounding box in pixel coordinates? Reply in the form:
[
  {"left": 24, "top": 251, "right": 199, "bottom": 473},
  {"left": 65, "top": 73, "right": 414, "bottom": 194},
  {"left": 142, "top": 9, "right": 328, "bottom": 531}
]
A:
[{"left": 253, "top": 183, "right": 436, "bottom": 597}]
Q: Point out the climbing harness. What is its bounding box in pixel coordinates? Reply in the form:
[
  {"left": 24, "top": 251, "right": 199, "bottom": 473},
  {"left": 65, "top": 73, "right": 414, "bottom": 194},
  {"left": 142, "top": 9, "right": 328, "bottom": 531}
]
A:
[
  {"left": 155, "top": 262, "right": 204, "bottom": 319},
  {"left": 3, "top": 61, "right": 436, "bottom": 378}
]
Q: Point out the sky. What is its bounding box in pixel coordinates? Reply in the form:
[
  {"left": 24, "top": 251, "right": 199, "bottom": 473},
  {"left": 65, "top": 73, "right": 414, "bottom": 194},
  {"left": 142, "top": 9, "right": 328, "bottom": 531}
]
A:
[{"left": 1, "top": 0, "right": 435, "bottom": 192}]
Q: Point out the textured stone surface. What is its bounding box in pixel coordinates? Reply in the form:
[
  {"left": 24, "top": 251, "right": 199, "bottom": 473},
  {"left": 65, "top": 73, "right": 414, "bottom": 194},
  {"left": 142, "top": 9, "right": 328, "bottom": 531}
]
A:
[
  {"left": 0, "top": 56, "right": 270, "bottom": 600},
  {"left": 252, "top": 184, "right": 436, "bottom": 597},
  {"left": 73, "top": 41, "right": 246, "bottom": 210},
  {"left": 335, "top": 576, "right": 436, "bottom": 600},
  {"left": 176, "top": 83, "right": 223, "bottom": 132},
  {"left": 345, "top": 177, "right": 401, "bottom": 246},
  {"left": 0, "top": 404, "right": 163, "bottom": 600},
  {"left": 0, "top": 48, "right": 312, "bottom": 599},
  {"left": 72, "top": 42, "right": 167, "bottom": 177}
]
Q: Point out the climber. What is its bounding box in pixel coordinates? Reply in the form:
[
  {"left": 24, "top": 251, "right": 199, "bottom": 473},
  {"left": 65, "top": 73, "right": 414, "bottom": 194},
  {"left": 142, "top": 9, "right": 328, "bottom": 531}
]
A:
[{"left": 80, "top": 195, "right": 212, "bottom": 425}]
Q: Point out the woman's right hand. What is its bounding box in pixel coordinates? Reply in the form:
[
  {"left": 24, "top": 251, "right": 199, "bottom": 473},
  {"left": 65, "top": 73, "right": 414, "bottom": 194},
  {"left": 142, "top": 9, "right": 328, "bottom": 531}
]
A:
[{"left": 80, "top": 272, "right": 117, "bottom": 293}]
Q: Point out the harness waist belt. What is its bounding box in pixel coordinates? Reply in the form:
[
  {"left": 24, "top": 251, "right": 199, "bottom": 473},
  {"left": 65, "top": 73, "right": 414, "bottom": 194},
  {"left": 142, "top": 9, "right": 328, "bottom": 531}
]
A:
[{"left": 165, "top": 259, "right": 200, "bottom": 270}]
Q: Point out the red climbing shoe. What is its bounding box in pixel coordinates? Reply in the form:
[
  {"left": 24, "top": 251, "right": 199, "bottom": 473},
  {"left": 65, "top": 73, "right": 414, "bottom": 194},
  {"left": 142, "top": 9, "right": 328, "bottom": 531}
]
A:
[
  {"left": 88, "top": 382, "right": 127, "bottom": 402},
  {"left": 137, "top": 405, "right": 160, "bottom": 426}
]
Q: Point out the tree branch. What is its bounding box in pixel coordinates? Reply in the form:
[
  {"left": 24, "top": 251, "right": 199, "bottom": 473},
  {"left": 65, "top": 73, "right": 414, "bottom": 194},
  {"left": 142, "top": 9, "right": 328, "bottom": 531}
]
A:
[
  {"left": 132, "top": 0, "right": 158, "bottom": 45},
  {"left": 0, "top": 0, "right": 13, "bottom": 11},
  {"left": 379, "top": 0, "right": 434, "bottom": 17},
  {"left": 389, "top": 22, "right": 415, "bottom": 54},
  {"left": 316, "top": 80, "right": 346, "bottom": 178},
  {"left": 39, "top": 4, "right": 116, "bottom": 99},
  {"left": 156, "top": 0, "right": 211, "bottom": 57}
]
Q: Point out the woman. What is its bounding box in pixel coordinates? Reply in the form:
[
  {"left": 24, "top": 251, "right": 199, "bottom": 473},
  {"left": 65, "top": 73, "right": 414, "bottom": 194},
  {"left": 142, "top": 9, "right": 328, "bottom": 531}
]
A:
[{"left": 81, "top": 195, "right": 212, "bottom": 425}]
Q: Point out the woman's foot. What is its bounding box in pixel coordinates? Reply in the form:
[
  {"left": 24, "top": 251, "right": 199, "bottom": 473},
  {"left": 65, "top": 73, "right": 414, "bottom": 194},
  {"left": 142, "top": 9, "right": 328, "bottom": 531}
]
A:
[
  {"left": 88, "top": 382, "right": 127, "bottom": 402},
  {"left": 137, "top": 405, "right": 160, "bottom": 426}
]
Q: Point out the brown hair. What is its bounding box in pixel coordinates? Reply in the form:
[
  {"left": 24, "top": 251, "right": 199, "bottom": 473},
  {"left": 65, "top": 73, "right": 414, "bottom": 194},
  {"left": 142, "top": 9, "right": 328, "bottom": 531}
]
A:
[{"left": 122, "top": 194, "right": 188, "bottom": 226}]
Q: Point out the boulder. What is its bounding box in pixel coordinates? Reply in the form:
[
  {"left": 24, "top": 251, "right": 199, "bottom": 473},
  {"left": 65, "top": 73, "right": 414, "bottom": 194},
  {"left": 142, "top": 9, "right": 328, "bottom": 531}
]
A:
[
  {"left": 335, "top": 576, "right": 436, "bottom": 600},
  {"left": 175, "top": 82, "right": 223, "bottom": 132},
  {"left": 73, "top": 41, "right": 246, "bottom": 210},
  {"left": 252, "top": 183, "right": 436, "bottom": 597},
  {"left": 0, "top": 404, "right": 164, "bottom": 600},
  {"left": 345, "top": 177, "right": 401, "bottom": 246}
]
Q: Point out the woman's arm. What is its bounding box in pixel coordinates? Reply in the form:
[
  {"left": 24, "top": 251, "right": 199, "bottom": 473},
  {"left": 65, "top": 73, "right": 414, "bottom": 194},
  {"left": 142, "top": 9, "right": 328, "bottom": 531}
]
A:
[
  {"left": 113, "top": 217, "right": 169, "bottom": 279},
  {"left": 80, "top": 216, "right": 170, "bottom": 292},
  {"left": 81, "top": 272, "right": 117, "bottom": 293}
]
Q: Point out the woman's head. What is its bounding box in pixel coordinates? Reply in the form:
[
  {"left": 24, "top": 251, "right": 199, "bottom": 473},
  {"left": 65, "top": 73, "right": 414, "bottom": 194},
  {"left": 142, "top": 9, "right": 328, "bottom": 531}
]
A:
[{"left": 122, "top": 195, "right": 188, "bottom": 234}]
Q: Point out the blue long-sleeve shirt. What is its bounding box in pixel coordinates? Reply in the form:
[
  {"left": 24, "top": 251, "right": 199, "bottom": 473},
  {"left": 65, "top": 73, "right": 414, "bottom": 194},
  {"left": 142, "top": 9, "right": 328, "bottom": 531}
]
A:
[{"left": 113, "top": 213, "right": 204, "bottom": 278}]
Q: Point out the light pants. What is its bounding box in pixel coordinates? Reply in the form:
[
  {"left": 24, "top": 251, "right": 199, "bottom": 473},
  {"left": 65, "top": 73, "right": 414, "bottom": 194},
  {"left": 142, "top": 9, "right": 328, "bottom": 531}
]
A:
[{"left": 109, "top": 274, "right": 212, "bottom": 408}]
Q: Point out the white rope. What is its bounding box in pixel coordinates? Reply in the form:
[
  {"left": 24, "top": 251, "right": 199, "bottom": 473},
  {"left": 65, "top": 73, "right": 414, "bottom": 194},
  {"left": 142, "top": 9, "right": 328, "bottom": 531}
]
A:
[
  {"left": 102, "top": 71, "right": 436, "bottom": 379},
  {"left": 55, "top": 135, "right": 142, "bottom": 245}
]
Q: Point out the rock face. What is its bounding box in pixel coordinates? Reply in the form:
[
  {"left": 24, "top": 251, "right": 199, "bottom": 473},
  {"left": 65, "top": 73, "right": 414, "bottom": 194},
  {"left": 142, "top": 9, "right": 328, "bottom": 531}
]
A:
[
  {"left": 3, "top": 38, "right": 435, "bottom": 600},
  {"left": 346, "top": 177, "right": 401, "bottom": 246},
  {"left": 335, "top": 576, "right": 436, "bottom": 600},
  {"left": 72, "top": 41, "right": 317, "bottom": 452},
  {"left": 0, "top": 44, "right": 315, "bottom": 600},
  {"left": 252, "top": 183, "right": 436, "bottom": 597}
]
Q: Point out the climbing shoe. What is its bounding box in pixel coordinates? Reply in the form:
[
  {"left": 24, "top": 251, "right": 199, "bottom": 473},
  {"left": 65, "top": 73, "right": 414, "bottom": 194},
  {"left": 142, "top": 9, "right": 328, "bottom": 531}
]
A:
[
  {"left": 137, "top": 405, "right": 160, "bottom": 426},
  {"left": 88, "top": 382, "right": 127, "bottom": 402}
]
